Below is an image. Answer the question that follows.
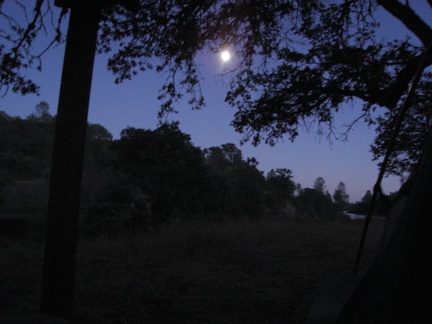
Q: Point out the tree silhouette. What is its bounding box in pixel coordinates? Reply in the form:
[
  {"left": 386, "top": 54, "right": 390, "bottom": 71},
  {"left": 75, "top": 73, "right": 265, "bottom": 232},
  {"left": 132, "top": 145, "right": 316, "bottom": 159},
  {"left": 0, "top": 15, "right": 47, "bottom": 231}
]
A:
[
  {"left": 2, "top": 0, "right": 432, "bottom": 321},
  {"left": 333, "top": 182, "right": 349, "bottom": 212},
  {"left": 113, "top": 123, "right": 210, "bottom": 222},
  {"left": 313, "top": 177, "right": 327, "bottom": 194},
  {"left": 3, "top": 1, "right": 431, "bottom": 174}
]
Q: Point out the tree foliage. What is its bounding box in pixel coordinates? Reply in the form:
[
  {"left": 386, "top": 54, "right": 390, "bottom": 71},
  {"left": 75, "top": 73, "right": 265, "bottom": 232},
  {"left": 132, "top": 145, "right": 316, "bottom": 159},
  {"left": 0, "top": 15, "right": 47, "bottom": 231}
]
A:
[
  {"left": 313, "top": 176, "right": 327, "bottom": 194},
  {"left": 2, "top": 1, "right": 431, "bottom": 175},
  {"left": 0, "top": 1, "right": 67, "bottom": 96},
  {"left": 0, "top": 105, "right": 55, "bottom": 180},
  {"left": 347, "top": 187, "right": 395, "bottom": 216},
  {"left": 0, "top": 108, "right": 113, "bottom": 211},
  {"left": 333, "top": 181, "right": 350, "bottom": 211},
  {"left": 295, "top": 188, "right": 336, "bottom": 219},
  {"left": 204, "top": 143, "right": 266, "bottom": 217},
  {"left": 265, "top": 168, "right": 296, "bottom": 217},
  {"left": 107, "top": 0, "right": 432, "bottom": 175},
  {"left": 111, "top": 122, "right": 210, "bottom": 222},
  {"left": 1, "top": 110, "right": 356, "bottom": 225}
]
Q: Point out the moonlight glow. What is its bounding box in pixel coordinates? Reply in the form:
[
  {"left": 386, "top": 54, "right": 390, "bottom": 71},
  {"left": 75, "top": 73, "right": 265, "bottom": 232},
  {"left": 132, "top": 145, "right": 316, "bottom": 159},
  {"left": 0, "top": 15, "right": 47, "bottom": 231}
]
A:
[{"left": 221, "top": 50, "right": 231, "bottom": 62}]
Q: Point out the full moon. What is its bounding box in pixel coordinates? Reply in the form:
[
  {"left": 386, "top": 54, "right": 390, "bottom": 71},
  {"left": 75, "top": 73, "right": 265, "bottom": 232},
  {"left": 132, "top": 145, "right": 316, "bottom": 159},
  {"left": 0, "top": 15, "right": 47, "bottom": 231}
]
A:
[{"left": 221, "top": 50, "right": 231, "bottom": 62}]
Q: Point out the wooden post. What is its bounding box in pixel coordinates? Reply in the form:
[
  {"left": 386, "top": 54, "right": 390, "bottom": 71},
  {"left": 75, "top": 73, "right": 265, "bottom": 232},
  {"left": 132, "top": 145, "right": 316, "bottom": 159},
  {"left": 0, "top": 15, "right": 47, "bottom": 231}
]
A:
[{"left": 40, "top": 2, "right": 100, "bottom": 319}]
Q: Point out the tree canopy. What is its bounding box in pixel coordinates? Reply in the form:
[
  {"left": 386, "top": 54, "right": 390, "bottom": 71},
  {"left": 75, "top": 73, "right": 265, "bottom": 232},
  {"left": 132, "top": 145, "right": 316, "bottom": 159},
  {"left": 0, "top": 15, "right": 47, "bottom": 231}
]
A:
[
  {"left": 0, "top": 0, "right": 432, "bottom": 174},
  {"left": 3, "top": 2, "right": 432, "bottom": 320},
  {"left": 2, "top": 1, "right": 431, "bottom": 175},
  {"left": 0, "top": 109, "right": 351, "bottom": 223}
]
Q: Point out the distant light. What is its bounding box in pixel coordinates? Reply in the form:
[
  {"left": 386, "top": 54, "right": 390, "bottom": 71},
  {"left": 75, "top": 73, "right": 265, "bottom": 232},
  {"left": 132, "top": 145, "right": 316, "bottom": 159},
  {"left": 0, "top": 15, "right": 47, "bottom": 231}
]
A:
[{"left": 221, "top": 50, "right": 231, "bottom": 62}]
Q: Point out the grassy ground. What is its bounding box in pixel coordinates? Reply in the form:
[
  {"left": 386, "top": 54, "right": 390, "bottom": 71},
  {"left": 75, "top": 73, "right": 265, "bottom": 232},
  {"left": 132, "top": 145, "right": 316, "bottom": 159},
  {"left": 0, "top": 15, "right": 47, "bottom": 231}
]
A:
[{"left": 0, "top": 217, "right": 384, "bottom": 323}]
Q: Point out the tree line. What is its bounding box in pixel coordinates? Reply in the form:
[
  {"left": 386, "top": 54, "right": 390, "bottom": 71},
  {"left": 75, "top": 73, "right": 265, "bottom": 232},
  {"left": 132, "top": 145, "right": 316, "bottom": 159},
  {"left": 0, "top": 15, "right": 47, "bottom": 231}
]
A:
[
  {"left": 0, "top": 103, "right": 365, "bottom": 233},
  {"left": 1, "top": 1, "right": 430, "bottom": 320}
]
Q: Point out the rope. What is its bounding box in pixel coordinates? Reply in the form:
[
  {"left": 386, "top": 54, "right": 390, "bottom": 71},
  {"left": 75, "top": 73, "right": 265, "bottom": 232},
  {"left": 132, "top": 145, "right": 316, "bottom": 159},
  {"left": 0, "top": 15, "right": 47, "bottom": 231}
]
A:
[{"left": 353, "top": 39, "right": 432, "bottom": 274}]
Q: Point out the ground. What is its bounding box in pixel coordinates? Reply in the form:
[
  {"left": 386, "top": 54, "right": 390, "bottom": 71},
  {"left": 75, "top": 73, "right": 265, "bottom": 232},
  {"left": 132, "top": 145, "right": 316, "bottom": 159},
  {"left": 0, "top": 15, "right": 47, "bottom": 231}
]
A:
[{"left": 0, "top": 217, "right": 383, "bottom": 323}]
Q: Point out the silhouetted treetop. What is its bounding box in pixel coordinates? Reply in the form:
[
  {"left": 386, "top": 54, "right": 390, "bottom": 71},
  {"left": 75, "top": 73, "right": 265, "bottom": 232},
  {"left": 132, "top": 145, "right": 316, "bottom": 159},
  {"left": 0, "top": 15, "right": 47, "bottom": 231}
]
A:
[{"left": 313, "top": 177, "right": 326, "bottom": 194}]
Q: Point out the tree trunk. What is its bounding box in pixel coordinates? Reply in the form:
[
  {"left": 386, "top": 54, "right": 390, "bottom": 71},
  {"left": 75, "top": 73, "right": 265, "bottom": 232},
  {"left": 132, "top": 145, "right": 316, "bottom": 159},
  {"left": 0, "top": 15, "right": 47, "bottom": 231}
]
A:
[
  {"left": 337, "top": 127, "right": 432, "bottom": 322},
  {"left": 40, "top": 3, "right": 100, "bottom": 319}
]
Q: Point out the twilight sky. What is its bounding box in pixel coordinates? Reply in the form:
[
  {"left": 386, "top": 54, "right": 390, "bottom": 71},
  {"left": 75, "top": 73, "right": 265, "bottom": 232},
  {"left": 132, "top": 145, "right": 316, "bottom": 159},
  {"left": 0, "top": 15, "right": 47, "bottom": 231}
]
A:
[{"left": 1, "top": 2, "right": 431, "bottom": 202}]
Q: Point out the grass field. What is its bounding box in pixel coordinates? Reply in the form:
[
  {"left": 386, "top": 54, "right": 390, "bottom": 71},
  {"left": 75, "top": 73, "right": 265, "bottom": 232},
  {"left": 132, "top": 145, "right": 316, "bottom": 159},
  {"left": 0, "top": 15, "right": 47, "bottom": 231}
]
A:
[{"left": 1, "top": 217, "right": 384, "bottom": 323}]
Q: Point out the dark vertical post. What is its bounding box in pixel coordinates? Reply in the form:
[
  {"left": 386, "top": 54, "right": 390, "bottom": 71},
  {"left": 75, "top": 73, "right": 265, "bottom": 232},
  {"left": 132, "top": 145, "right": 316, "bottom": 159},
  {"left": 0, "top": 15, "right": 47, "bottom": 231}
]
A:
[
  {"left": 40, "top": 2, "right": 100, "bottom": 319},
  {"left": 337, "top": 127, "right": 432, "bottom": 322}
]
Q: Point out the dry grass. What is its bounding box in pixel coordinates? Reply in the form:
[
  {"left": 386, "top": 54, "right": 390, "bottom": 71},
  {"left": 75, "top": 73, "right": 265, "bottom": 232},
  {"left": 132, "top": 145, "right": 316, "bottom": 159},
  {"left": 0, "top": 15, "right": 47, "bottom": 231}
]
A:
[{"left": 0, "top": 217, "right": 384, "bottom": 323}]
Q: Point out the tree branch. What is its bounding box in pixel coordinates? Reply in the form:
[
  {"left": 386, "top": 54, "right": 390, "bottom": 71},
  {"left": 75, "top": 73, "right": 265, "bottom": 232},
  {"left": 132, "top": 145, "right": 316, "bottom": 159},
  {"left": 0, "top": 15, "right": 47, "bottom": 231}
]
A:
[
  {"left": 377, "top": 0, "right": 432, "bottom": 46},
  {"left": 381, "top": 54, "right": 427, "bottom": 108}
]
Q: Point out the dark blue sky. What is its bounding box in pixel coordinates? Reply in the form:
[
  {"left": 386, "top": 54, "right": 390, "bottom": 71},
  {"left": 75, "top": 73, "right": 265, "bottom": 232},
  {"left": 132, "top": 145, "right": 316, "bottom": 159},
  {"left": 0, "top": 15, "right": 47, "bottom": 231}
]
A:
[{"left": 2, "top": 1, "right": 431, "bottom": 202}]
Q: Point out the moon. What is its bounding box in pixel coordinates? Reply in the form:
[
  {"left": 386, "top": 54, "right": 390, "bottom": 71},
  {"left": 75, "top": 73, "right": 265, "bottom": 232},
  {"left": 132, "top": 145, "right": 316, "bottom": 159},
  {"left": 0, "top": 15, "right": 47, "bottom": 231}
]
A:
[{"left": 221, "top": 50, "right": 231, "bottom": 62}]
